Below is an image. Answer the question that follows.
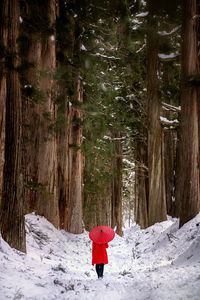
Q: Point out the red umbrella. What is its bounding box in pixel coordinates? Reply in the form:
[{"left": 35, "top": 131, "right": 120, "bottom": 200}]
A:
[{"left": 89, "top": 225, "right": 115, "bottom": 244}]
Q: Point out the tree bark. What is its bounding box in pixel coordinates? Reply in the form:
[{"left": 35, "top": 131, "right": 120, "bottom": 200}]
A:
[
  {"left": 162, "top": 63, "right": 177, "bottom": 217},
  {"left": 56, "top": 0, "right": 73, "bottom": 230},
  {"left": 23, "top": 0, "right": 59, "bottom": 227},
  {"left": 0, "top": 0, "right": 8, "bottom": 206},
  {"left": 83, "top": 183, "right": 112, "bottom": 231},
  {"left": 67, "top": 74, "right": 83, "bottom": 233},
  {"left": 164, "top": 127, "right": 177, "bottom": 216},
  {"left": 111, "top": 131, "right": 123, "bottom": 236},
  {"left": 57, "top": 105, "right": 69, "bottom": 229},
  {"left": 177, "top": 0, "right": 200, "bottom": 227},
  {"left": 97, "top": 186, "right": 112, "bottom": 228},
  {"left": 147, "top": 1, "right": 167, "bottom": 226},
  {"left": 0, "top": 0, "right": 26, "bottom": 252},
  {"left": 134, "top": 140, "right": 148, "bottom": 228},
  {"left": 37, "top": 0, "right": 58, "bottom": 227}
]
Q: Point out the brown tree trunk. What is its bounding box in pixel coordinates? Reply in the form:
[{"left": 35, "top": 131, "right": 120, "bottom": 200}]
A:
[
  {"left": 57, "top": 106, "right": 69, "bottom": 229},
  {"left": 23, "top": 0, "right": 59, "bottom": 227},
  {"left": 37, "top": 0, "right": 58, "bottom": 227},
  {"left": 0, "top": 0, "right": 8, "bottom": 206},
  {"left": 83, "top": 193, "right": 97, "bottom": 231},
  {"left": 56, "top": 0, "right": 73, "bottom": 230},
  {"left": 67, "top": 74, "right": 83, "bottom": 233},
  {"left": 178, "top": 0, "right": 200, "bottom": 227},
  {"left": 147, "top": 1, "right": 167, "bottom": 226},
  {"left": 174, "top": 128, "right": 181, "bottom": 217},
  {"left": 23, "top": 39, "right": 42, "bottom": 214},
  {"left": 111, "top": 132, "right": 123, "bottom": 236},
  {"left": 98, "top": 185, "right": 112, "bottom": 228},
  {"left": 83, "top": 183, "right": 112, "bottom": 232},
  {"left": 162, "top": 63, "right": 177, "bottom": 217},
  {"left": 0, "top": 0, "right": 26, "bottom": 252},
  {"left": 56, "top": 1, "right": 84, "bottom": 233},
  {"left": 134, "top": 140, "right": 148, "bottom": 228},
  {"left": 164, "top": 127, "right": 177, "bottom": 216}
]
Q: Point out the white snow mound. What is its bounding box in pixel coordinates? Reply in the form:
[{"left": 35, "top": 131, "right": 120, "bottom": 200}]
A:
[{"left": 0, "top": 212, "right": 200, "bottom": 300}]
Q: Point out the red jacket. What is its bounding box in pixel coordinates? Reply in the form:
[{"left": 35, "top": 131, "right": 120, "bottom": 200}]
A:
[{"left": 92, "top": 242, "right": 109, "bottom": 265}]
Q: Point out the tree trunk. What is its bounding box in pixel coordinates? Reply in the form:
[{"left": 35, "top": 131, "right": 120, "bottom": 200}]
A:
[
  {"left": 98, "top": 185, "right": 112, "bottom": 228},
  {"left": 147, "top": 1, "right": 167, "bottom": 226},
  {"left": 67, "top": 74, "right": 83, "bottom": 233},
  {"left": 134, "top": 140, "right": 148, "bottom": 228},
  {"left": 57, "top": 104, "right": 69, "bottom": 229},
  {"left": 83, "top": 183, "right": 112, "bottom": 232},
  {"left": 174, "top": 128, "right": 181, "bottom": 217},
  {"left": 83, "top": 193, "right": 97, "bottom": 231},
  {"left": 56, "top": 0, "right": 84, "bottom": 233},
  {"left": 111, "top": 131, "right": 123, "bottom": 236},
  {"left": 23, "top": 38, "right": 42, "bottom": 214},
  {"left": 23, "top": 0, "right": 59, "bottom": 227},
  {"left": 37, "top": 0, "right": 58, "bottom": 227},
  {"left": 0, "top": 0, "right": 8, "bottom": 206},
  {"left": 162, "top": 63, "right": 177, "bottom": 217},
  {"left": 164, "top": 127, "right": 177, "bottom": 216},
  {"left": 56, "top": 0, "right": 73, "bottom": 230},
  {"left": 177, "top": 0, "right": 200, "bottom": 227},
  {"left": 0, "top": 0, "right": 26, "bottom": 252}
]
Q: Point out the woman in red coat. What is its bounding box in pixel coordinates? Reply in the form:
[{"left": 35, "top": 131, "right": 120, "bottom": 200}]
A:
[{"left": 92, "top": 241, "right": 109, "bottom": 279}]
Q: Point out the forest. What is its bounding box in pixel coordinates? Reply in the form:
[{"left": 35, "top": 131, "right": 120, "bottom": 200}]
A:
[{"left": 0, "top": 0, "right": 200, "bottom": 255}]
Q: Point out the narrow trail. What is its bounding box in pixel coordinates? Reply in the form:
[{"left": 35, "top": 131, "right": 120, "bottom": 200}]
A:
[{"left": 0, "top": 213, "right": 200, "bottom": 300}]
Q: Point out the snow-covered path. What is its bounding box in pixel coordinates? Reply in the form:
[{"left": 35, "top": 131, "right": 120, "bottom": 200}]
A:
[{"left": 0, "top": 213, "right": 200, "bottom": 300}]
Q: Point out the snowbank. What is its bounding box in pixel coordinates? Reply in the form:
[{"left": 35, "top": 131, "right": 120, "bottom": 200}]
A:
[{"left": 0, "top": 213, "right": 200, "bottom": 299}]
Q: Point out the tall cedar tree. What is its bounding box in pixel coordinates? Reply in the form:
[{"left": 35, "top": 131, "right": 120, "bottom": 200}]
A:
[
  {"left": 56, "top": 0, "right": 83, "bottom": 233},
  {"left": 177, "top": 0, "right": 200, "bottom": 227},
  {"left": 0, "top": 0, "right": 26, "bottom": 252},
  {"left": 0, "top": 0, "right": 8, "bottom": 206},
  {"left": 21, "top": 0, "right": 59, "bottom": 228},
  {"left": 146, "top": 0, "right": 167, "bottom": 226}
]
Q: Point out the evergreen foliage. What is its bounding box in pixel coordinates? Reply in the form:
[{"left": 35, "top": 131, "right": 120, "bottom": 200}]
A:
[{"left": 80, "top": 1, "right": 147, "bottom": 209}]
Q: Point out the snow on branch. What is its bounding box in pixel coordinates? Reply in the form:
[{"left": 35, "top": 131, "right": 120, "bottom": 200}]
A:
[
  {"left": 160, "top": 116, "right": 178, "bottom": 124},
  {"left": 158, "top": 26, "right": 181, "bottom": 36},
  {"left": 158, "top": 51, "right": 180, "bottom": 61},
  {"left": 136, "top": 43, "right": 146, "bottom": 53},
  {"left": 91, "top": 53, "right": 120, "bottom": 60},
  {"left": 162, "top": 102, "right": 181, "bottom": 112},
  {"left": 136, "top": 12, "right": 149, "bottom": 17},
  {"left": 160, "top": 116, "right": 179, "bottom": 129},
  {"left": 81, "top": 44, "right": 87, "bottom": 51}
]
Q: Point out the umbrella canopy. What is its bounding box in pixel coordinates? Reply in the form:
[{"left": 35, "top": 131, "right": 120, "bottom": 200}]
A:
[{"left": 89, "top": 225, "right": 115, "bottom": 244}]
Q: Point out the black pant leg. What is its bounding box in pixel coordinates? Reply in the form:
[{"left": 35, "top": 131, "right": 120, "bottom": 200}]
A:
[
  {"left": 96, "top": 264, "right": 100, "bottom": 278},
  {"left": 99, "top": 263, "right": 104, "bottom": 278}
]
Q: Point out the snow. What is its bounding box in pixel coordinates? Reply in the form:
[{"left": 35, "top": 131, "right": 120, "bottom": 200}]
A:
[
  {"left": 126, "top": 94, "right": 135, "bottom": 98},
  {"left": 158, "top": 26, "right": 181, "bottom": 36},
  {"left": 103, "top": 135, "right": 112, "bottom": 140},
  {"left": 123, "top": 159, "right": 135, "bottom": 168},
  {"left": 158, "top": 52, "right": 180, "bottom": 60},
  {"left": 162, "top": 102, "right": 181, "bottom": 112},
  {"left": 93, "top": 53, "right": 120, "bottom": 60},
  {"left": 160, "top": 116, "right": 179, "bottom": 124},
  {"left": 81, "top": 44, "right": 87, "bottom": 51},
  {"left": 136, "top": 44, "right": 146, "bottom": 53},
  {"left": 136, "top": 12, "right": 149, "bottom": 17},
  {"left": 0, "top": 213, "right": 200, "bottom": 300}
]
